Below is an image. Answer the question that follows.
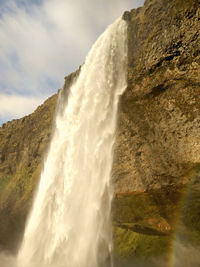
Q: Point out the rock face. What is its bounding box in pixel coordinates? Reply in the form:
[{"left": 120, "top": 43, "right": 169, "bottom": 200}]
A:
[
  {"left": 0, "top": 93, "right": 57, "bottom": 251},
  {"left": 112, "top": 0, "right": 200, "bottom": 264},
  {"left": 114, "top": 0, "right": 200, "bottom": 193},
  {"left": 0, "top": 0, "right": 199, "bottom": 263}
]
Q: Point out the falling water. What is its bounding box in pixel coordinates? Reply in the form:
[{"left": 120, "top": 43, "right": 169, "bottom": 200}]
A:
[{"left": 17, "top": 17, "right": 127, "bottom": 267}]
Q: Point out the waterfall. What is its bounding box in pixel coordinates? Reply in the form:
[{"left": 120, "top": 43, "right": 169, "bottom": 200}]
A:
[{"left": 17, "top": 17, "right": 127, "bottom": 267}]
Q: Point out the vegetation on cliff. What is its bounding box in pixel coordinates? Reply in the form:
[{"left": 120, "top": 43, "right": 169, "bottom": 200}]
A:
[{"left": 0, "top": 93, "right": 57, "bottom": 250}]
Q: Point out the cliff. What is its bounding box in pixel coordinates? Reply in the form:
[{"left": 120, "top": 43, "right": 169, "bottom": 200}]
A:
[
  {"left": 0, "top": 0, "right": 199, "bottom": 264},
  {"left": 113, "top": 0, "right": 200, "bottom": 264}
]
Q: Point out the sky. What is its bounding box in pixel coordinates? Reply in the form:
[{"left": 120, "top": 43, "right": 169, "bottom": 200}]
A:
[{"left": 0, "top": 0, "right": 145, "bottom": 125}]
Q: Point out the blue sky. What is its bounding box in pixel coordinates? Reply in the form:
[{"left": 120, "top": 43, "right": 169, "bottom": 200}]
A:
[{"left": 0, "top": 0, "right": 145, "bottom": 125}]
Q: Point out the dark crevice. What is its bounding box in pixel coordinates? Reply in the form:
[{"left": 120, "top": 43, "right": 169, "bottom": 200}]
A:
[
  {"left": 147, "top": 84, "right": 170, "bottom": 97},
  {"left": 115, "top": 222, "right": 170, "bottom": 236},
  {"left": 149, "top": 51, "right": 180, "bottom": 74}
]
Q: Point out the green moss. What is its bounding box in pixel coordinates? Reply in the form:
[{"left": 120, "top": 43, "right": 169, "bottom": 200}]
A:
[
  {"left": 113, "top": 192, "right": 156, "bottom": 223},
  {"left": 111, "top": 189, "right": 185, "bottom": 263},
  {"left": 176, "top": 164, "right": 200, "bottom": 246},
  {"left": 112, "top": 187, "right": 184, "bottom": 230},
  {"left": 0, "top": 93, "right": 58, "bottom": 251},
  {"left": 174, "top": 0, "right": 196, "bottom": 10},
  {"left": 113, "top": 226, "right": 171, "bottom": 260},
  {"left": 0, "top": 175, "right": 12, "bottom": 193}
]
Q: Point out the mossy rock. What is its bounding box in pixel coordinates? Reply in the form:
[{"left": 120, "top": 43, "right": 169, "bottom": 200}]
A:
[
  {"left": 112, "top": 187, "right": 185, "bottom": 233},
  {"left": 175, "top": 164, "right": 200, "bottom": 246},
  {"left": 113, "top": 226, "right": 171, "bottom": 265}
]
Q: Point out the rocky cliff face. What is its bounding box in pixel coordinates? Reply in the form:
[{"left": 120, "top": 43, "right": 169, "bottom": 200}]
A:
[
  {"left": 114, "top": 0, "right": 200, "bottom": 193},
  {"left": 0, "top": 0, "right": 199, "bottom": 264},
  {"left": 0, "top": 93, "right": 57, "bottom": 251},
  {"left": 112, "top": 0, "right": 200, "bottom": 264}
]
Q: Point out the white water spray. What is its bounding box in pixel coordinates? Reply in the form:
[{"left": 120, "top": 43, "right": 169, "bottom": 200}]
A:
[{"left": 17, "top": 17, "right": 127, "bottom": 267}]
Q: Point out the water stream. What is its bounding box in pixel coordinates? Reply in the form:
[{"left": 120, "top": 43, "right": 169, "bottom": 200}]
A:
[{"left": 17, "top": 17, "right": 128, "bottom": 267}]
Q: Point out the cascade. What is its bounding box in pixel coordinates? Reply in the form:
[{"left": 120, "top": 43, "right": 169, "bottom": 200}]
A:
[{"left": 17, "top": 17, "right": 127, "bottom": 267}]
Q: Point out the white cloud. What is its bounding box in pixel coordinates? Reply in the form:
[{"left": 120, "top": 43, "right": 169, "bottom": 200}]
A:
[
  {"left": 0, "top": 93, "right": 46, "bottom": 119},
  {"left": 0, "top": 0, "right": 144, "bottom": 122}
]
